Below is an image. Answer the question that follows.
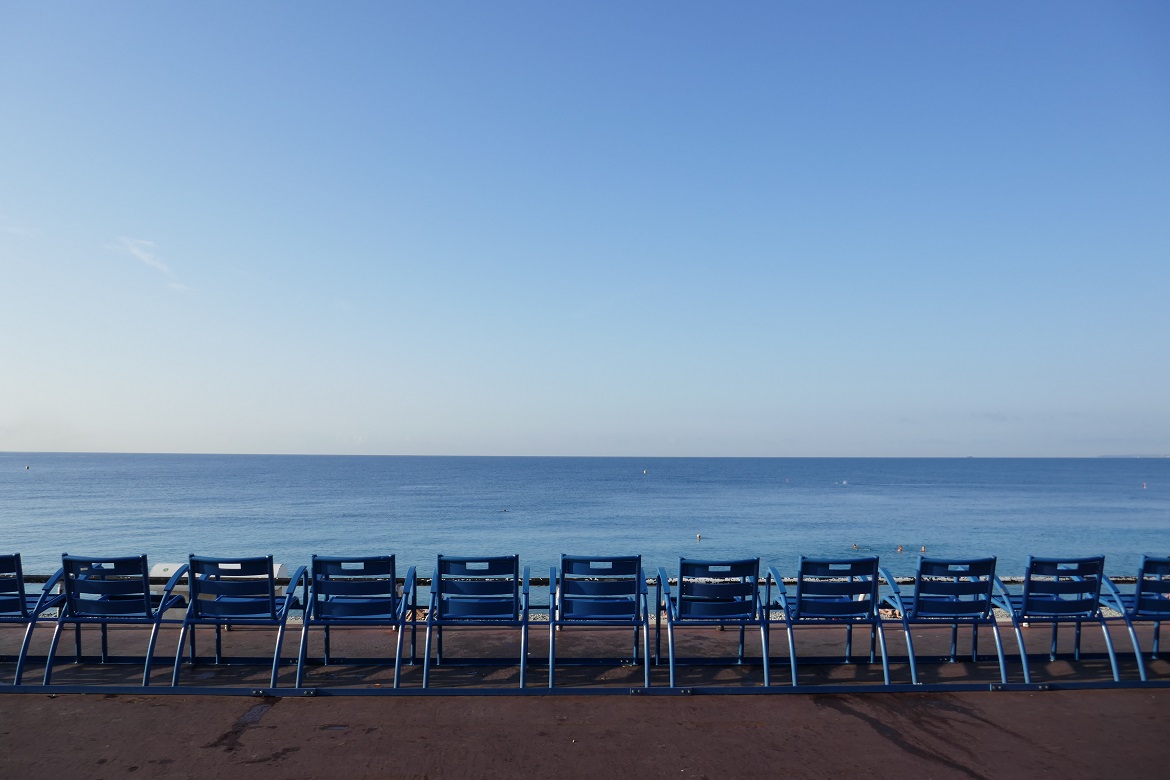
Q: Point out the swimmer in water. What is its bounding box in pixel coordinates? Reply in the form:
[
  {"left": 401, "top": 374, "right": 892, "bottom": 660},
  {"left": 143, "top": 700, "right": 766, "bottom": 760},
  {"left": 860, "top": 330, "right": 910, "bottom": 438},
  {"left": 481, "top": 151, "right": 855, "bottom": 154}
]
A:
[{"left": 897, "top": 545, "right": 904, "bottom": 554}]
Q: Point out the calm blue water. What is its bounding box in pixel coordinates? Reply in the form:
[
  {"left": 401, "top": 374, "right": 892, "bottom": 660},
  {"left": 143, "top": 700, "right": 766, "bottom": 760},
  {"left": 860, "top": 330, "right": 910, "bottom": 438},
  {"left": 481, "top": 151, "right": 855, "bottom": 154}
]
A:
[{"left": 2, "top": 454, "right": 1167, "bottom": 578}]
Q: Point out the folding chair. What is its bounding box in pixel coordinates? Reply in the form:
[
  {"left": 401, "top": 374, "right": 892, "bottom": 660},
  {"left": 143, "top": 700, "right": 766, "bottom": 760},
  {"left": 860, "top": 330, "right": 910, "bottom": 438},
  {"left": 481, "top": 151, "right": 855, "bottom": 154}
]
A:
[
  {"left": 1, "top": 553, "right": 65, "bottom": 684},
  {"left": 656, "top": 558, "right": 770, "bottom": 687},
  {"left": 881, "top": 556, "right": 1007, "bottom": 685},
  {"left": 769, "top": 556, "right": 890, "bottom": 686},
  {"left": 423, "top": 554, "right": 529, "bottom": 688},
  {"left": 549, "top": 554, "right": 651, "bottom": 688},
  {"left": 44, "top": 554, "right": 188, "bottom": 686},
  {"left": 296, "top": 554, "right": 416, "bottom": 688},
  {"left": 992, "top": 555, "right": 1119, "bottom": 684},
  {"left": 172, "top": 555, "right": 307, "bottom": 688}
]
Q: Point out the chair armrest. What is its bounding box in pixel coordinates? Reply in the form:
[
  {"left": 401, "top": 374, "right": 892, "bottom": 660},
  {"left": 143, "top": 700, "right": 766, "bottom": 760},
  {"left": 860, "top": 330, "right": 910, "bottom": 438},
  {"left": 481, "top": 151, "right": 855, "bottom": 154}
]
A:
[
  {"left": 32, "top": 568, "right": 65, "bottom": 614},
  {"left": 398, "top": 566, "right": 417, "bottom": 623},
  {"left": 657, "top": 567, "right": 676, "bottom": 621},
  {"left": 282, "top": 565, "right": 309, "bottom": 613},
  {"left": 163, "top": 563, "right": 190, "bottom": 595},
  {"left": 991, "top": 576, "right": 1015, "bottom": 614},
  {"left": 1100, "top": 575, "right": 1127, "bottom": 614},
  {"left": 878, "top": 566, "right": 906, "bottom": 612},
  {"left": 767, "top": 566, "right": 790, "bottom": 606}
]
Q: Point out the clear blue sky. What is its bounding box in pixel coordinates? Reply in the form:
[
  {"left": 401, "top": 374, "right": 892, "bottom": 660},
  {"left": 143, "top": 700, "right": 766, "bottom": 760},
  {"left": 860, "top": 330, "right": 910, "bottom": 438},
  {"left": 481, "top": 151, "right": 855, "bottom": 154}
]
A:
[{"left": 2, "top": 2, "right": 1167, "bottom": 457}]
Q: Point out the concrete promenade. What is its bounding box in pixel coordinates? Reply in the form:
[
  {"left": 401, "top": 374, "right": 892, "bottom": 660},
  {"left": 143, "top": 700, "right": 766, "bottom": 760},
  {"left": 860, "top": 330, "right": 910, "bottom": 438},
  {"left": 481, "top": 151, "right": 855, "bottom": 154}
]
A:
[{"left": 2, "top": 619, "right": 1170, "bottom": 777}]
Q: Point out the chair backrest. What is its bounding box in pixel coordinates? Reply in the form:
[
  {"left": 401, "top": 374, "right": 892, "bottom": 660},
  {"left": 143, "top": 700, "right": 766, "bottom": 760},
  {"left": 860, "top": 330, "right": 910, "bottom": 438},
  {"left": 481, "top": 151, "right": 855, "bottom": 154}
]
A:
[
  {"left": 676, "top": 558, "right": 760, "bottom": 621},
  {"left": 188, "top": 555, "right": 278, "bottom": 620},
  {"left": 558, "top": 555, "right": 643, "bottom": 621},
  {"left": 793, "top": 557, "right": 880, "bottom": 620},
  {"left": 1020, "top": 556, "right": 1105, "bottom": 618},
  {"left": 1132, "top": 556, "right": 1170, "bottom": 619},
  {"left": 909, "top": 556, "right": 997, "bottom": 620},
  {"left": 434, "top": 555, "right": 519, "bottom": 621},
  {"left": 0, "top": 554, "right": 29, "bottom": 618},
  {"left": 309, "top": 555, "right": 398, "bottom": 619},
  {"left": 61, "top": 554, "right": 152, "bottom": 618}
]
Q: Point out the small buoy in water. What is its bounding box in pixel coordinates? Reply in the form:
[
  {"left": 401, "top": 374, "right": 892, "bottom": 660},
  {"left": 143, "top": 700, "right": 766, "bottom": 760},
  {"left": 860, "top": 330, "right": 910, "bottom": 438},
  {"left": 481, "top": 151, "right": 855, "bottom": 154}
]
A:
[
  {"left": 26, "top": 466, "right": 30, "bottom": 470},
  {"left": 643, "top": 469, "right": 647, "bottom": 474}
]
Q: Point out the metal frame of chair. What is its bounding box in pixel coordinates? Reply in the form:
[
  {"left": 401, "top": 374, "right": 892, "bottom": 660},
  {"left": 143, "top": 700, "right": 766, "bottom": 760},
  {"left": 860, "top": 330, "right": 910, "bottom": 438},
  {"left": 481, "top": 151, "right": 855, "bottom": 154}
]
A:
[
  {"left": 768, "top": 556, "right": 890, "bottom": 686},
  {"left": 43, "top": 554, "right": 188, "bottom": 686},
  {"left": 1, "top": 553, "right": 66, "bottom": 685},
  {"left": 295, "top": 554, "right": 417, "bottom": 688},
  {"left": 423, "top": 554, "right": 529, "bottom": 688},
  {"left": 172, "top": 555, "right": 308, "bottom": 688},
  {"left": 881, "top": 556, "right": 1007, "bottom": 685},
  {"left": 1101, "top": 555, "right": 1170, "bottom": 682},
  {"left": 992, "top": 555, "right": 1120, "bottom": 684},
  {"left": 656, "top": 557, "right": 770, "bottom": 687},
  {"left": 549, "top": 554, "right": 651, "bottom": 688}
]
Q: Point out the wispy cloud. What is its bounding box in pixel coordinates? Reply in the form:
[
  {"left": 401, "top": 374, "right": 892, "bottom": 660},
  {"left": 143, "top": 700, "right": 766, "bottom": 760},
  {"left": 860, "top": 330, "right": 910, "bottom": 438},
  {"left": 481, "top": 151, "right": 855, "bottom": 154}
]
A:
[
  {"left": 108, "top": 236, "right": 196, "bottom": 292},
  {"left": 110, "top": 236, "right": 171, "bottom": 275}
]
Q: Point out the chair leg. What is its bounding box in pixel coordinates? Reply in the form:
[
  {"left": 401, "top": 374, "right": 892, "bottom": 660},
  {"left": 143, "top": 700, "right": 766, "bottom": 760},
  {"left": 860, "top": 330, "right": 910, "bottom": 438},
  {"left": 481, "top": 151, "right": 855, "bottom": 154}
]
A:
[
  {"left": 642, "top": 620, "right": 650, "bottom": 688},
  {"left": 760, "top": 622, "right": 771, "bottom": 687},
  {"left": 394, "top": 617, "right": 407, "bottom": 689},
  {"left": 1120, "top": 615, "right": 1148, "bottom": 682},
  {"left": 666, "top": 621, "right": 677, "bottom": 688},
  {"left": 844, "top": 623, "right": 853, "bottom": 663},
  {"left": 43, "top": 619, "right": 67, "bottom": 685},
  {"left": 519, "top": 621, "right": 528, "bottom": 689},
  {"left": 786, "top": 622, "right": 798, "bottom": 686},
  {"left": 271, "top": 623, "right": 288, "bottom": 689},
  {"left": 1098, "top": 617, "right": 1120, "bottom": 682},
  {"left": 323, "top": 624, "right": 332, "bottom": 665},
  {"left": 295, "top": 620, "right": 312, "bottom": 688},
  {"left": 14, "top": 620, "right": 40, "bottom": 685},
  {"left": 876, "top": 621, "right": 890, "bottom": 685},
  {"left": 422, "top": 620, "right": 434, "bottom": 689},
  {"left": 1011, "top": 619, "right": 1031, "bottom": 684},
  {"left": 990, "top": 620, "right": 1008, "bottom": 685},
  {"left": 142, "top": 622, "right": 162, "bottom": 687},
  {"left": 547, "top": 620, "right": 556, "bottom": 689},
  {"left": 901, "top": 618, "right": 919, "bottom": 685},
  {"left": 171, "top": 623, "right": 191, "bottom": 686}
]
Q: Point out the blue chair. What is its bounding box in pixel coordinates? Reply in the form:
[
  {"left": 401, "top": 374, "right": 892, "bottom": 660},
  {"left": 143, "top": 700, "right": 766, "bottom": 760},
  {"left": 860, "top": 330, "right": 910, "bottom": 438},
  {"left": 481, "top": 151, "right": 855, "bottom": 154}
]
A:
[
  {"left": 423, "top": 555, "right": 529, "bottom": 688},
  {"left": 768, "top": 557, "right": 891, "bottom": 686},
  {"left": 171, "top": 555, "right": 307, "bottom": 688},
  {"left": 549, "top": 555, "right": 651, "bottom": 688},
  {"left": 43, "top": 554, "right": 188, "bottom": 686},
  {"left": 881, "top": 557, "right": 1008, "bottom": 685},
  {"left": 1, "top": 553, "right": 65, "bottom": 684},
  {"left": 656, "top": 558, "right": 770, "bottom": 687},
  {"left": 295, "top": 555, "right": 417, "bottom": 688},
  {"left": 1102, "top": 555, "right": 1170, "bottom": 682},
  {"left": 992, "top": 555, "right": 1120, "bottom": 684}
]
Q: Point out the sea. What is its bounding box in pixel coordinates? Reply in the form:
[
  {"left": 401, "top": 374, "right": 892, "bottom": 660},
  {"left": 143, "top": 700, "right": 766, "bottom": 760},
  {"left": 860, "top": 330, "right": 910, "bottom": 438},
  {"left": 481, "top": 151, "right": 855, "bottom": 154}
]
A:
[{"left": 2, "top": 453, "right": 1167, "bottom": 579}]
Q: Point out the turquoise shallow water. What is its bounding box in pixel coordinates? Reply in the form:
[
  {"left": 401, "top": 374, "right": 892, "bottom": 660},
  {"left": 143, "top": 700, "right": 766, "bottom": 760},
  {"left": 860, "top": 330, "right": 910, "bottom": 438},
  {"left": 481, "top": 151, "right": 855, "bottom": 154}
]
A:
[{"left": 2, "top": 454, "right": 1167, "bottom": 578}]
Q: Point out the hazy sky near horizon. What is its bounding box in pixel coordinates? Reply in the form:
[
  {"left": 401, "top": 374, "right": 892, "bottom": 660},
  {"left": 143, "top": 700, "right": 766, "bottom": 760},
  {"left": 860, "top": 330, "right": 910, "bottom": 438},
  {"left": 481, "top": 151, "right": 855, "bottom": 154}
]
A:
[{"left": 2, "top": 2, "right": 1168, "bottom": 457}]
